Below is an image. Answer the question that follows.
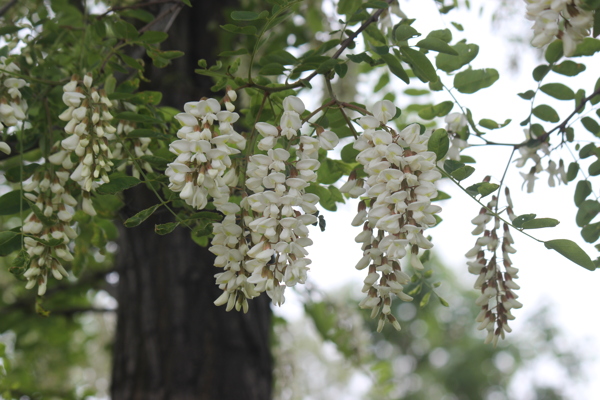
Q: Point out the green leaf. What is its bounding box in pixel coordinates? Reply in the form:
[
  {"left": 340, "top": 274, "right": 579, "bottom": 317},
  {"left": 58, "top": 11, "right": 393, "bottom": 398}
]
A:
[
  {"left": 477, "top": 182, "right": 499, "bottom": 197},
  {"left": 540, "top": 83, "right": 575, "bottom": 100},
  {"left": 126, "top": 129, "right": 165, "bottom": 138},
  {"left": 138, "top": 31, "right": 168, "bottom": 44},
  {"left": 450, "top": 165, "right": 475, "bottom": 181},
  {"left": 231, "top": 11, "right": 264, "bottom": 21},
  {"left": 545, "top": 40, "right": 563, "bottom": 63},
  {"left": 589, "top": 159, "right": 600, "bottom": 176},
  {"left": 155, "top": 222, "right": 180, "bottom": 235},
  {"left": 113, "top": 20, "right": 139, "bottom": 41},
  {"left": 394, "top": 24, "right": 420, "bottom": 41},
  {"left": 521, "top": 218, "right": 560, "bottom": 229},
  {"left": 0, "top": 190, "right": 30, "bottom": 216},
  {"left": 4, "top": 163, "right": 40, "bottom": 183},
  {"left": 512, "top": 214, "right": 536, "bottom": 229},
  {"left": 418, "top": 101, "right": 453, "bottom": 120},
  {"left": 0, "top": 26, "right": 23, "bottom": 35},
  {"left": 579, "top": 142, "right": 596, "bottom": 159},
  {"left": 532, "top": 104, "right": 560, "bottom": 122},
  {"left": 120, "top": 9, "right": 155, "bottom": 23},
  {"left": 582, "top": 117, "right": 600, "bottom": 135},
  {"left": 581, "top": 222, "right": 600, "bottom": 243},
  {"left": 380, "top": 53, "right": 409, "bottom": 84},
  {"left": 0, "top": 231, "right": 21, "bottom": 257},
  {"left": 443, "top": 159, "right": 464, "bottom": 174},
  {"left": 431, "top": 190, "right": 451, "bottom": 201},
  {"left": 416, "top": 37, "right": 458, "bottom": 55},
  {"left": 114, "top": 112, "right": 161, "bottom": 124},
  {"left": 124, "top": 204, "right": 160, "bottom": 227},
  {"left": 453, "top": 68, "right": 499, "bottom": 94},
  {"left": 544, "top": 239, "right": 596, "bottom": 271},
  {"left": 220, "top": 24, "right": 257, "bottom": 35},
  {"left": 552, "top": 60, "right": 586, "bottom": 76},
  {"left": 576, "top": 200, "right": 600, "bottom": 227},
  {"left": 334, "top": 63, "right": 348, "bottom": 78},
  {"left": 363, "top": 0, "right": 389, "bottom": 8},
  {"left": 572, "top": 38, "right": 600, "bottom": 56},
  {"left": 96, "top": 176, "right": 142, "bottom": 195},
  {"left": 259, "top": 62, "right": 286, "bottom": 75},
  {"left": 518, "top": 90, "right": 536, "bottom": 100},
  {"left": 121, "top": 54, "right": 143, "bottom": 70},
  {"left": 532, "top": 64, "right": 550, "bottom": 81},
  {"left": 401, "top": 47, "right": 438, "bottom": 83},
  {"left": 427, "top": 129, "right": 449, "bottom": 161},
  {"left": 479, "top": 118, "right": 511, "bottom": 130},
  {"left": 435, "top": 40, "right": 478, "bottom": 72},
  {"left": 567, "top": 162, "right": 579, "bottom": 181},
  {"left": 338, "top": 0, "right": 362, "bottom": 15},
  {"left": 575, "top": 180, "right": 592, "bottom": 206},
  {"left": 404, "top": 88, "right": 430, "bottom": 96},
  {"left": 341, "top": 143, "right": 359, "bottom": 163}
]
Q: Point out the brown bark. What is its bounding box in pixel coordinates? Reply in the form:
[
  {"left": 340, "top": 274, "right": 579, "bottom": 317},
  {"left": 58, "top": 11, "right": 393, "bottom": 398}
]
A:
[{"left": 111, "top": 1, "right": 273, "bottom": 399}]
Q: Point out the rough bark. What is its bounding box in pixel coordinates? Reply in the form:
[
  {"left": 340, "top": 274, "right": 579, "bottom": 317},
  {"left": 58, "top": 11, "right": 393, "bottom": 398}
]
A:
[{"left": 111, "top": 1, "right": 273, "bottom": 399}]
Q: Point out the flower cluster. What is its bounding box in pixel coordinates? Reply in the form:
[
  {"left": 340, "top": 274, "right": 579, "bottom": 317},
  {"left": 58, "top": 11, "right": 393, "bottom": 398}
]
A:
[
  {"left": 514, "top": 129, "right": 566, "bottom": 193},
  {"left": 211, "top": 96, "right": 335, "bottom": 310},
  {"left": 343, "top": 100, "right": 442, "bottom": 332},
  {"left": 21, "top": 169, "right": 77, "bottom": 295},
  {"left": 0, "top": 56, "right": 29, "bottom": 155},
  {"left": 165, "top": 93, "right": 243, "bottom": 211},
  {"left": 51, "top": 75, "right": 116, "bottom": 217},
  {"left": 465, "top": 187, "right": 521, "bottom": 346},
  {"left": 525, "top": 0, "right": 594, "bottom": 56}
]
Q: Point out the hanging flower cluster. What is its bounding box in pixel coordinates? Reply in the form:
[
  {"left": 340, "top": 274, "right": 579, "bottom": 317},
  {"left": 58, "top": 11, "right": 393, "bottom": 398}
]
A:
[
  {"left": 165, "top": 93, "right": 243, "bottom": 211},
  {"left": 524, "top": 0, "right": 594, "bottom": 56},
  {"left": 51, "top": 74, "right": 116, "bottom": 217},
  {"left": 342, "top": 100, "right": 442, "bottom": 332},
  {"left": 166, "top": 94, "right": 338, "bottom": 311},
  {"left": 0, "top": 56, "right": 29, "bottom": 155},
  {"left": 514, "top": 129, "right": 567, "bottom": 193},
  {"left": 465, "top": 186, "right": 521, "bottom": 346},
  {"left": 21, "top": 169, "right": 77, "bottom": 295}
]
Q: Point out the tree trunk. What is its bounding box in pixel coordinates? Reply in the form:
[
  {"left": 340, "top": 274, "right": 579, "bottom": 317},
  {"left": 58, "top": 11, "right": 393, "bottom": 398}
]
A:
[{"left": 111, "top": 1, "right": 273, "bottom": 399}]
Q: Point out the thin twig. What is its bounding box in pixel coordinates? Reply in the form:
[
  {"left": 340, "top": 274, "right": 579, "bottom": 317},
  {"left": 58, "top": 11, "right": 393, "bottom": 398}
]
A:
[{"left": 0, "top": 0, "right": 17, "bottom": 17}]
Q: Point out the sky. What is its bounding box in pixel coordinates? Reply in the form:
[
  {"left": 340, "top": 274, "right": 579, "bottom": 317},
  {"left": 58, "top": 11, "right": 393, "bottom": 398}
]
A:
[{"left": 276, "top": 1, "right": 600, "bottom": 399}]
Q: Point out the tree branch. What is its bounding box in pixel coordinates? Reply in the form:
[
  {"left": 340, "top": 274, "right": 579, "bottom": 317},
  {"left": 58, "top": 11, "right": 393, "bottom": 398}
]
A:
[{"left": 0, "top": 0, "right": 18, "bottom": 17}]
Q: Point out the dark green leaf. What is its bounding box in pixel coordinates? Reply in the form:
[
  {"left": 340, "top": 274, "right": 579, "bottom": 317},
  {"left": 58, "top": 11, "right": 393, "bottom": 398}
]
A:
[
  {"left": 579, "top": 142, "right": 596, "bottom": 159},
  {"left": 533, "top": 64, "right": 550, "bottom": 81},
  {"left": 454, "top": 68, "right": 499, "bottom": 94},
  {"left": 532, "top": 104, "right": 560, "bottom": 122},
  {"left": 552, "top": 60, "right": 586, "bottom": 76},
  {"left": 363, "top": 0, "right": 389, "bottom": 8},
  {"left": 450, "top": 165, "right": 475, "bottom": 181},
  {"left": 120, "top": 9, "right": 155, "bottom": 23},
  {"left": 443, "top": 159, "right": 464, "bottom": 174},
  {"left": 96, "top": 176, "right": 142, "bottom": 195},
  {"left": 380, "top": 53, "right": 409, "bottom": 84},
  {"left": 567, "top": 162, "right": 579, "bottom": 181},
  {"left": 341, "top": 143, "right": 359, "bottom": 163},
  {"left": 418, "top": 101, "right": 453, "bottom": 120},
  {"left": 259, "top": 62, "right": 286, "bottom": 75},
  {"left": 521, "top": 218, "right": 560, "bottom": 229},
  {"left": 138, "top": 31, "right": 168, "bottom": 44},
  {"left": 518, "top": 90, "right": 536, "bottom": 100},
  {"left": 334, "top": 63, "right": 348, "bottom": 78},
  {"left": 576, "top": 200, "right": 600, "bottom": 227},
  {"left": 544, "top": 239, "right": 596, "bottom": 271},
  {"left": 0, "top": 26, "right": 23, "bottom": 35},
  {"left": 545, "top": 40, "right": 563, "bottom": 63},
  {"left": 427, "top": 129, "right": 449, "bottom": 161},
  {"left": 572, "top": 38, "right": 600, "bottom": 56},
  {"left": 126, "top": 129, "right": 164, "bottom": 138},
  {"left": 477, "top": 183, "right": 499, "bottom": 197},
  {"left": 540, "top": 83, "right": 575, "bottom": 100},
  {"left": 0, "top": 190, "right": 30, "bottom": 216},
  {"left": 4, "top": 163, "right": 40, "bottom": 183},
  {"left": 512, "top": 214, "right": 536, "bottom": 229},
  {"left": 416, "top": 37, "right": 458, "bottom": 55},
  {"left": 114, "top": 112, "right": 161, "bottom": 124},
  {"left": 401, "top": 47, "right": 438, "bottom": 83},
  {"left": 427, "top": 29, "right": 452, "bottom": 43},
  {"left": 231, "top": 11, "right": 263, "bottom": 21},
  {"left": 0, "top": 231, "right": 21, "bottom": 257},
  {"left": 581, "top": 222, "right": 600, "bottom": 243},
  {"left": 589, "top": 160, "right": 600, "bottom": 176},
  {"left": 220, "top": 24, "right": 257, "bottom": 35},
  {"left": 435, "top": 40, "right": 478, "bottom": 72},
  {"left": 124, "top": 204, "right": 160, "bottom": 227},
  {"left": 582, "top": 117, "right": 600, "bottom": 135},
  {"left": 479, "top": 118, "right": 511, "bottom": 130},
  {"left": 155, "top": 222, "right": 180, "bottom": 235},
  {"left": 575, "top": 180, "right": 592, "bottom": 206},
  {"left": 113, "top": 20, "right": 139, "bottom": 41}
]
